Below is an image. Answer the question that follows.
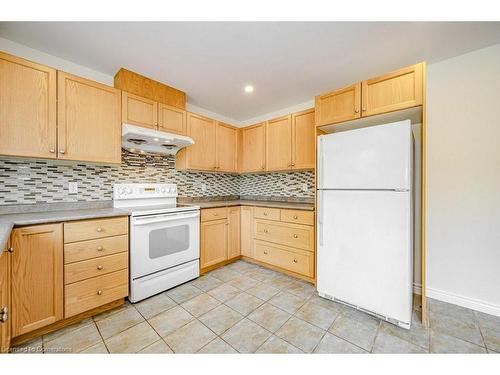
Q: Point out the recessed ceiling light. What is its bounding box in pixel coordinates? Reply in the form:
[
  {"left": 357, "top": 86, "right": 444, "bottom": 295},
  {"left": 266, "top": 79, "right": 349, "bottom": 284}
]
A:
[{"left": 244, "top": 85, "right": 254, "bottom": 93}]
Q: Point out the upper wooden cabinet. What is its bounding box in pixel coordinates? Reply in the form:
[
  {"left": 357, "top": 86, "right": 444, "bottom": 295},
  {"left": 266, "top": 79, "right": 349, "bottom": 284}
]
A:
[
  {"left": 0, "top": 51, "right": 57, "bottom": 159},
  {"left": 10, "top": 224, "right": 63, "bottom": 337},
  {"left": 315, "top": 83, "right": 361, "bottom": 126},
  {"left": 240, "top": 123, "right": 266, "bottom": 173},
  {"left": 158, "top": 103, "right": 187, "bottom": 135},
  {"left": 0, "top": 243, "right": 11, "bottom": 353},
  {"left": 122, "top": 91, "right": 187, "bottom": 135},
  {"left": 315, "top": 63, "right": 424, "bottom": 126},
  {"left": 292, "top": 109, "right": 316, "bottom": 170},
  {"left": 58, "top": 72, "right": 122, "bottom": 164},
  {"left": 216, "top": 122, "right": 238, "bottom": 173},
  {"left": 121, "top": 91, "right": 158, "bottom": 129},
  {"left": 266, "top": 115, "right": 293, "bottom": 171},
  {"left": 361, "top": 63, "right": 423, "bottom": 117}
]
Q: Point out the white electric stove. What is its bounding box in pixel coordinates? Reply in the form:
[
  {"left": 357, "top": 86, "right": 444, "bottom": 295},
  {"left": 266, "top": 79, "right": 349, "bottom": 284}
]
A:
[{"left": 113, "top": 183, "right": 200, "bottom": 303}]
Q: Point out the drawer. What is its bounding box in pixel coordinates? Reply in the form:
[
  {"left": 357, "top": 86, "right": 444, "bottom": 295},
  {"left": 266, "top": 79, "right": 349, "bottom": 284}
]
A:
[
  {"left": 201, "top": 207, "right": 227, "bottom": 222},
  {"left": 64, "top": 252, "right": 128, "bottom": 284},
  {"left": 280, "top": 209, "right": 315, "bottom": 226},
  {"left": 254, "top": 240, "right": 313, "bottom": 277},
  {"left": 64, "top": 217, "right": 128, "bottom": 243},
  {"left": 64, "top": 269, "right": 128, "bottom": 318},
  {"left": 254, "top": 207, "right": 280, "bottom": 221},
  {"left": 254, "top": 220, "right": 314, "bottom": 251},
  {"left": 64, "top": 235, "right": 128, "bottom": 264}
]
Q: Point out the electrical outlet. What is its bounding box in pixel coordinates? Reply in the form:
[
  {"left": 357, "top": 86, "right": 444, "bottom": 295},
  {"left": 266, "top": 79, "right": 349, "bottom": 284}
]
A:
[
  {"left": 302, "top": 183, "right": 308, "bottom": 192},
  {"left": 201, "top": 183, "right": 207, "bottom": 192},
  {"left": 69, "top": 182, "right": 78, "bottom": 194}
]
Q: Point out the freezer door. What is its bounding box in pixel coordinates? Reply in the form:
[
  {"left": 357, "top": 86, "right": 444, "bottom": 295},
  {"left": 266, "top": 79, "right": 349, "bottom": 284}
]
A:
[
  {"left": 317, "top": 190, "right": 413, "bottom": 325},
  {"left": 317, "top": 120, "right": 412, "bottom": 190}
]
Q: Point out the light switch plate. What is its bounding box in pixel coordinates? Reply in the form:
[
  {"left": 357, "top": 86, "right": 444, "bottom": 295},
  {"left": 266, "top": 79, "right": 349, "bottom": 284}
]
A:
[{"left": 69, "top": 182, "right": 78, "bottom": 194}]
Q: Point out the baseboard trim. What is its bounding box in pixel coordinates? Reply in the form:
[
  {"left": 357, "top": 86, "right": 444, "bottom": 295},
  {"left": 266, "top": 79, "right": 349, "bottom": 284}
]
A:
[{"left": 426, "top": 286, "right": 500, "bottom": 317}]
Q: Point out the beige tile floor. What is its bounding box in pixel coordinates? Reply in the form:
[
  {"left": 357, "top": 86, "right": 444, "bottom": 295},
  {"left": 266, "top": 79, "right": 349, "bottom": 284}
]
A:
[{"left": 10, "top": 260, "right": 500, "bottom": 354}]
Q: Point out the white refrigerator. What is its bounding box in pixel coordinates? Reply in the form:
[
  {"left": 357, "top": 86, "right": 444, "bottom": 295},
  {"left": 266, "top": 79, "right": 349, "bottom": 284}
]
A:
[{"left": 317, "top": 120, "right": 413, "bottom": 329}]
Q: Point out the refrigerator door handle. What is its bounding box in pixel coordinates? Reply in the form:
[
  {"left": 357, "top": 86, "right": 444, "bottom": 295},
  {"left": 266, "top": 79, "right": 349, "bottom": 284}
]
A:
[{"left": 318, "top": 190, "right": 323, "bottom": 246}]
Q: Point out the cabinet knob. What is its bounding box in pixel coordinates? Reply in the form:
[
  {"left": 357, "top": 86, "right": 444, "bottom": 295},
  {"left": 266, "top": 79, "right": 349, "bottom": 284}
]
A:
[
  {"left": 293, "top": 215, "right": 298, "bottom": 219},
  {"left": 96, "top": 227, "right": 103, "bottom": 232},
  {"left": 293, "top": 234, "right": 298, "bottom": 238},
  {"left": 97, "top": 265, "right": 103, "bottom": 270},
  {"left": 263, "top": 250, "right": 268, "bottom": 255},
  {"left": 214, "top": 213, "right": 218, "bottom": 216},
  {"left": 97, "top": 246, "right": 103, "bottom": 251},
  {"left": 97, "top": 290, "right": 103, "bottom": 296},
  {"left": 7, "top": 247, "right": 13, "bottom": 253},
  {"left": 263, "top": 212, "right": 267, "bottom": 216},
  {"left": 362, "top": 107, "right": 367, "bottom": 112},
  {"left": 291, "top": 163, "right": 295, "bottom": 167},
  {"left": 354, "top": 108, "right": 359, "bottom": 113},
  {"left": 293, "top": 259, "right": 298, "bottom": 263},
  {"left": 263, "top": 229, "right": 268, "bottom": 233},
  {"left": 49, "top": 149, "right": 55, "bottom": 153},
  {"left": 59, "top": 149, "right": 66, "bottom": 154}
]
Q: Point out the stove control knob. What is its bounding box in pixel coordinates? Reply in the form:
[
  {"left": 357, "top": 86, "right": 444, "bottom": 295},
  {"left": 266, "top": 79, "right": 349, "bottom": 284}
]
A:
[
  {"left": 126, "top": 188, "right": 133, "bottom": 195},
  {"left": 160, "top": 187, "right": 166, "bottom": 194},
  {"left": 118, "top": 187, "right": 125, "bottom": 195}
]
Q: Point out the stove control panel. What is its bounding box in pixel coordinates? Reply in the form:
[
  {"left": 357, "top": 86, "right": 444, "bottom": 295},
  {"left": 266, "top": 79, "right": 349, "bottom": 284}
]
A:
[{"left": 113, "top": 183, "right": 178, "bottom": 200}]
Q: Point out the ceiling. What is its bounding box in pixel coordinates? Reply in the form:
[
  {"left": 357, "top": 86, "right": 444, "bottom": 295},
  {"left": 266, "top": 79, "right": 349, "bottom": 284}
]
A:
[{"left": 1, "top": 22, "right": 500, "bottom": 123}]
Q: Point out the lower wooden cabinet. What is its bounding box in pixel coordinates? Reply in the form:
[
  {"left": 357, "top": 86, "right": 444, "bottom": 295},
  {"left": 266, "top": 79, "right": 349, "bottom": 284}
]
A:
[
  {"left": 200, "top": 218, "right": 228, "bottom": 269},
  {"left": 228, "top": 206, "right": 241, "bottom": 259},
  {"left": 240, "top": 206, "right": 254, "bottom": 257},
  {"left": 0, "top": 242, "right": 11, "bottom": 353},
  {"left": 10, "top": 224, "right": 63, "bottom": 337}
]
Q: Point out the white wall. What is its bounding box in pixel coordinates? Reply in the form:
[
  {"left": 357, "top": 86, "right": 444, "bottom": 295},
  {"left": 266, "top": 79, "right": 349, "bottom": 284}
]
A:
[{"left": 426, "top": 43, "right": 500, "bottom": 316}]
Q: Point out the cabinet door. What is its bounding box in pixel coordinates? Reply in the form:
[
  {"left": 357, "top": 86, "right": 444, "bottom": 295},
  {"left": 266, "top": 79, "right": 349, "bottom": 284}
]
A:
[
  {"left": 315, "top": 83, "right": 361, "bottom": 126},
  {"left": 240, "top": 206, "right": 254, "bottom": 258},
  {"left": 266, "top": 115, "right": 292, "bottom": 171},
  {"left": 158, "top": 103, "right": 186, "bottom": 135},
  {"left": 186, "top": 113, "right": 216, "bottom": 171},
  {"left": 228, "top": 206, "right": 241, "bottom": 259},
  {"left": 216, "top": 122, "right": 238, "bottom": 173},
  {"left": 58, "top": 72, "right": 122, "bottom": 164},
  {"left": 0, "top": 243, "right": 11, "bottom": 353},
  {"left": 361, "top": 63, "right": 423, "bottom": 117},
  {"left": 241, "top": 123, "right": 266, "bottom": 173},
  {"left": 292, "top": 109, "right": 315, "bottom": 170},
  {"left": 0, "top": 52, "right": 57, "bottom": 159},
  {"left": 11, "top": 224, "right": 63, "bottom": 337},
  {"left": 201, "top": 219, "right": 228, "bottom": 269},
  {"left": 122, "top": 91, "right": 158, "bottom": 129}
]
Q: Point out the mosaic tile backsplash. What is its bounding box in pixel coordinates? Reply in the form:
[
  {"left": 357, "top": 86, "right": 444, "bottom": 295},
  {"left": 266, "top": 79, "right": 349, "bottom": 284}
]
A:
[{"left": 0, "top": 150, "right": 314, "bottom": 205}]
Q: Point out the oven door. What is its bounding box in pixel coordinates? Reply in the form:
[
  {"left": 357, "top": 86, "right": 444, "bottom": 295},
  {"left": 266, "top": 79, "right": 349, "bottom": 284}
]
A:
[{"left": 130, "top": 210, "right": 200, "bottom": 279}]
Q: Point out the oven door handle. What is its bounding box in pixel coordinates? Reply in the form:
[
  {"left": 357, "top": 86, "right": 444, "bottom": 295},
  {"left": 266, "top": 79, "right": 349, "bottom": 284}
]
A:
[{"left": 133, "top": 212, "right": 200, "bottom": 226}]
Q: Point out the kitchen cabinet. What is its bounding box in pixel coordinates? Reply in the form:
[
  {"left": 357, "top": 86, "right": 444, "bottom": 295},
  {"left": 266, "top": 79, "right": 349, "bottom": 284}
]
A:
[
  {"left": 315, "top": 83, "right": 361, "bottom": 126},
  {"left": 0, "top": 51, "right": 57, "bottom": 159},
  {"left": 240, "top": 123, "right": 266, "bottom": 173},
  {"left": 216, "top": 122, "right": 238, "bottom": 173},
  {"left": 0, "top": 242, "right": 11, "bottom": 353},
  {"left": 200, "top": 218, "right": 228, "bottom": 269},
  {"left": 121, "top": 91, "right": 158, "bottom": 129},
  {"left": 177, "top": 113, "right": 217, "bottom": 171},
  {"left": 158, "top": 103, "right": 186, "bottom": 135},
  {"left": 10, "top": 224, "right": 63, "bottom": 337},
  {"left": 315, "top": 63, "right": 423, "bottom": 126},
  {"left": 58, "top": 72, "right": 122, "bottom": 164},
  {"left": 361, "top": 63, "right": 423, "bottom": 117},
  {"left": 228, "top": 206, "right": 241, "bottom": 259},
  {"left": 292, "top": 109, "right": 316, "bottom": 170},
  {"left": 240, "top": 206, "right": 254, "bottom": 257},
  {"left": 266, "top": 115, "right": 292, "bottom": 171}
]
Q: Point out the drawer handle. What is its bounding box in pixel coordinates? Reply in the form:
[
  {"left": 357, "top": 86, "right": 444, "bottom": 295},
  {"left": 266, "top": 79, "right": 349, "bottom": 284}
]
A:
[
  {"left": 293, "top": 234, "right": 298, "bottom": 238},
  {"left": 97, "top": 265, "right": 103, "bottom": 270},
  {"left": 293, "top": 259, "right": 298, "bottom": 263},
  {"left": 263, "top": 250, "right": 268, "bottom": 255},
  {"left": 97, "top": 246, "right": 103, "bottom": 251},
  {"left": 96, "top": 227, "right": 103, "bottom": 232},
  {"left": 293, "top": 215, "right": 298, "bottom": 219},
  {"left": 214, "top": 213, "right": 218, "bottom": 216},
  {"left": 97, "top": 290, "right": 103, "bottom": 296}
]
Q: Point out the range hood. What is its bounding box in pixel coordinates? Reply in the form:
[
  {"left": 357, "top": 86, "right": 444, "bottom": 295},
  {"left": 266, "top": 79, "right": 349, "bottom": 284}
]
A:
[{"left": 122, "top": 123, "right": 194, "bottom": 155}]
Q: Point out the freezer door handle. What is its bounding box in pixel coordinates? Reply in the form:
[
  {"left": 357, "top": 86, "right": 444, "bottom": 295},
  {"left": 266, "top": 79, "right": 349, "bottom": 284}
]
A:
[{"left": 318, "top": 190, "right": 324, "bottom": 246}]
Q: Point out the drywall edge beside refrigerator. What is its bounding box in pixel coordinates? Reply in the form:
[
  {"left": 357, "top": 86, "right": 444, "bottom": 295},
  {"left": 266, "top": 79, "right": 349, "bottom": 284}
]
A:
[{"left": 317, "top": 120, "right": 414, "bottom": 329}]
